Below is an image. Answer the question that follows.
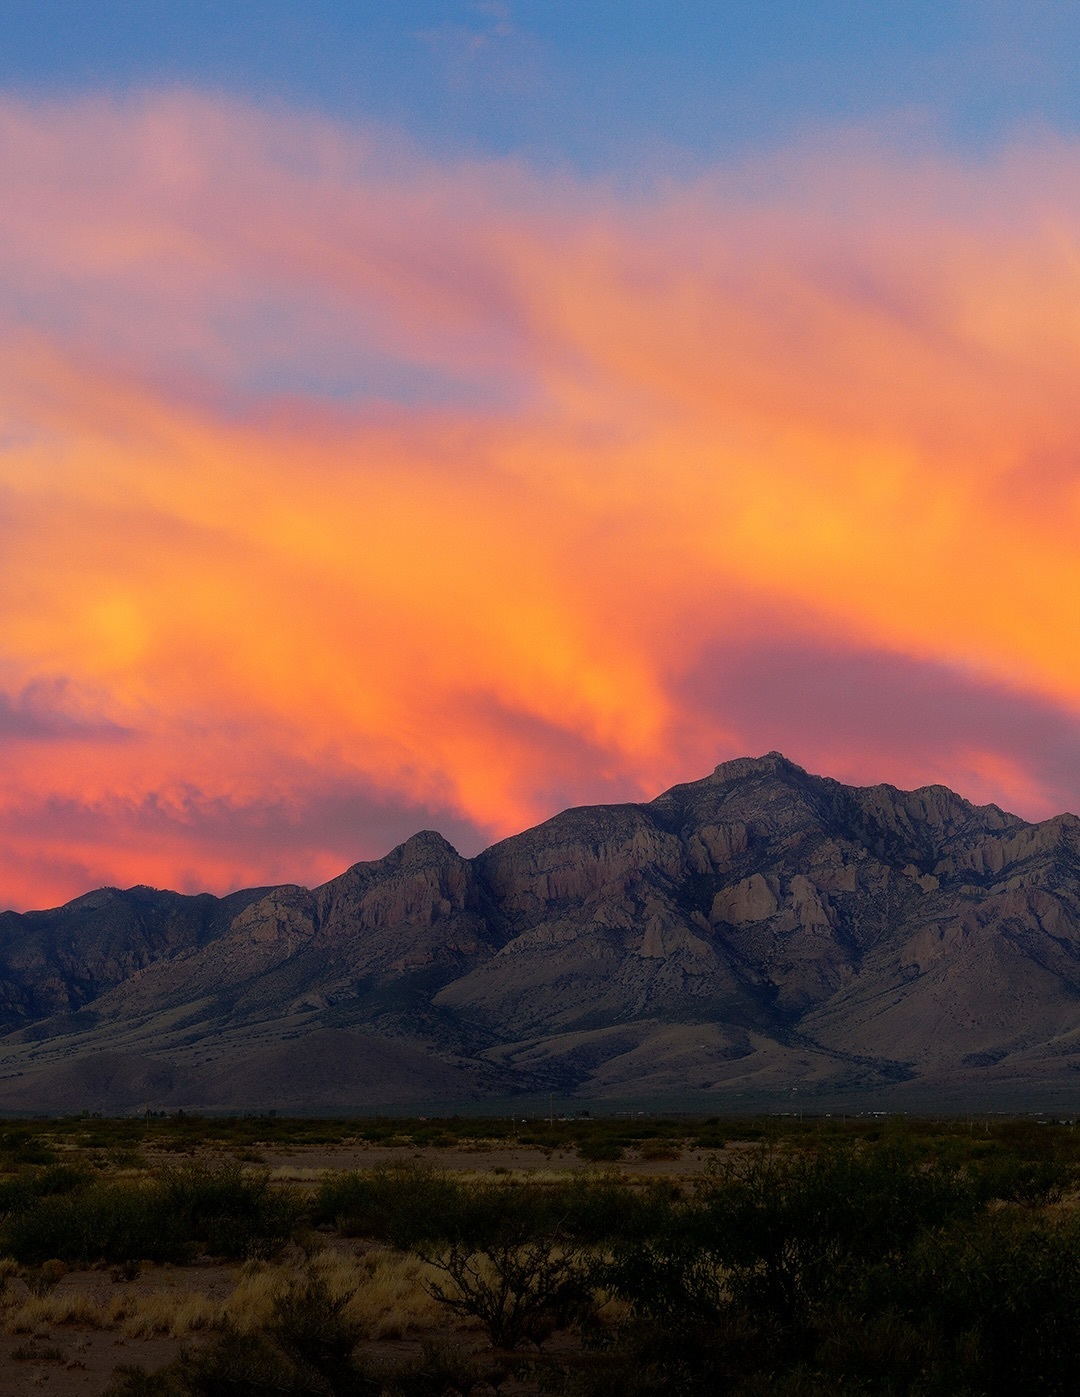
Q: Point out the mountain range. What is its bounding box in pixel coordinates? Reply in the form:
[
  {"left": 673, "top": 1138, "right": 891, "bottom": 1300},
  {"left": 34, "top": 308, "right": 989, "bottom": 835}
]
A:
[{"left": 3, "top": 752, "right": 1080, "bottom": 1113}]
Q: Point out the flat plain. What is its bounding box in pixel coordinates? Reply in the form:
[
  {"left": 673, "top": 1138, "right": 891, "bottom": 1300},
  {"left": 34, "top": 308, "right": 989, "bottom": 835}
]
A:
[{"left": 0, "top": 1112, "right": 1078, "bottom": 1396}]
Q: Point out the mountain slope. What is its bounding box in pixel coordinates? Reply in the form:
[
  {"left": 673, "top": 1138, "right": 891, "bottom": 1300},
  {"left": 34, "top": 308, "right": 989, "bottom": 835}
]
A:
[{"left": 3, "top": 753, "right": 1080, "bottom": 1111}]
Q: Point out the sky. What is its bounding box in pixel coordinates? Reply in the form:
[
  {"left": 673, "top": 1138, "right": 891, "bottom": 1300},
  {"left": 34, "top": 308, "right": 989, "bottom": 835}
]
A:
[{"left": 3, "top": 3, "right": 1080, "bottom": 909}]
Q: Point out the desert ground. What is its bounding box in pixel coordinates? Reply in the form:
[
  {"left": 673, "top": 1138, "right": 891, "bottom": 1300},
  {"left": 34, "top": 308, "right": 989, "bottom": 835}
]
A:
[
  {"left": 0, "top": 1115, "right": 730, "bottom": 1396},
  {"left": 0, "top": 1112, "right": 1076, "bottom": 1395}
]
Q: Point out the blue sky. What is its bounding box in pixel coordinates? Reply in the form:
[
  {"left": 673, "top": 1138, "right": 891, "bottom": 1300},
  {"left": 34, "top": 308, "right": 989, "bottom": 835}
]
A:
[{"left": 1, "top": 2, "right": 1077, "bottom": 170}]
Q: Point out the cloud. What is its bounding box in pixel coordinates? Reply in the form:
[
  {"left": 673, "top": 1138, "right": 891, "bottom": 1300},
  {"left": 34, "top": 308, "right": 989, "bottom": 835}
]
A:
[
  {"left": 415, "top": 2, "right": 545, "bottom": 96},
  {"left": 0, "top": 775, "right": 493, "bottom": 913},
  {"left": 0, "top": 679, "right": 131, "bottom": 743},
  {"left": 679, "top": 635, "right": 1080, "bottom": 819},
  {"left": 2, "top": 93, "right": 1080, "bottom": 905}
]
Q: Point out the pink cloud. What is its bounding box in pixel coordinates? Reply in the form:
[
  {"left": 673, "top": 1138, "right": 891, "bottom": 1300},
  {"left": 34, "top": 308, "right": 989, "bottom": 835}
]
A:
[{"left": 1, "top": 94, "right": 1080, "bottom": 905}]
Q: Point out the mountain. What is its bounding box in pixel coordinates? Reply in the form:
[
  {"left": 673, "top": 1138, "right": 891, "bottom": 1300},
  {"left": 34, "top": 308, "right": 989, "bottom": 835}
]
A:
[{"left": 4, "top": 752, "right": 1080, "bottom": 1113}]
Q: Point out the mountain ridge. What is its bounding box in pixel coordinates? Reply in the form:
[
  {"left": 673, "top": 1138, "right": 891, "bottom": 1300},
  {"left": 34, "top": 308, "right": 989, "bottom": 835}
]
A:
[{"left": 3, "top": 752, "right": 1080, "bottom": 1112}]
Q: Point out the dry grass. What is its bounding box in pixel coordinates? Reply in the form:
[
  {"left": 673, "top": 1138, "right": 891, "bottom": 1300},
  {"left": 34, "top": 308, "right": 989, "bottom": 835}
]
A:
[
  {"left": 223, "top": 1248, "right": 446, "bottom": 1339},
  {"left": 8, "top": 1288, "right": 106, "bottom": 1331},
  {"left": 7, "top": 1279, "right": 225, "bottom": 1338},
  {"left": 638, "top": 1144, "right": 682, "bottom": 1161},
  {"left": 345, "top": 1249, "right": 446, "bottom": 1338},
  {"left": 218, "top": 1261, "right": 286, "bottom": 1331},
  {"left": 113, "top": 1288, "right": 221, "bottom": 1338},
  {"left": 0, "top": 1244, "right": 452, "bottom": 1343}
]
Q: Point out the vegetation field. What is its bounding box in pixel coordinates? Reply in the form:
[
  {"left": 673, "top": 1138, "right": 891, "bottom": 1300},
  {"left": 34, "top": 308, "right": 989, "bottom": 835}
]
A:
[{"left": 0, "top": 1112, "right": 1076, "bottom": 1394}]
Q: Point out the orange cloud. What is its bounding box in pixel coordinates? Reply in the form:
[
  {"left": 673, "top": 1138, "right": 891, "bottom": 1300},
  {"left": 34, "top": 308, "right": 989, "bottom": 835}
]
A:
[{"left": 2, "top": 95, "right": 1080, "bottom": 907}]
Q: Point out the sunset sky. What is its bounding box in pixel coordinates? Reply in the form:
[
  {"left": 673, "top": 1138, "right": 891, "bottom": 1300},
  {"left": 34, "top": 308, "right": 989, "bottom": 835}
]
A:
[{"left": 4, "top": 3, "right": 1080, "bottom": 909}]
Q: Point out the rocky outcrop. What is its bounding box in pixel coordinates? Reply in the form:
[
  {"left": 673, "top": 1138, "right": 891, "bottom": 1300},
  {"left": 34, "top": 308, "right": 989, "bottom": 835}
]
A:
[
  {"left": 0, "top": 884, "right": 269, "bottom": 1028},
  {"left": 6, "top": 753, "right": 1080, "bottom": 1111}
]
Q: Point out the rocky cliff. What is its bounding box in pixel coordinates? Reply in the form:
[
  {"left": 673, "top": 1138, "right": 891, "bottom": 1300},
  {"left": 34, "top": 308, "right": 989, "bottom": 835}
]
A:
[{"left": 3, "top": 753, "right": 1080, "bottom": 1112}]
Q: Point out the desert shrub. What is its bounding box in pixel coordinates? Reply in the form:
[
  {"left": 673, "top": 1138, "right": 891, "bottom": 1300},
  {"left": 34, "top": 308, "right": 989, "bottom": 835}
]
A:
[
  {"left": 592, "top": 1140, "right": 990, "bottom": 1390},
  {"left": 114, "top": 1331, "right": 328, "bottom": 1397},
  {"left": 107, "top": 1271, "right": 370, "bottom": 1397},
  {"left": 266, "top": 1271, "right": 367, "bottom": 1391},
  {"left": 638, "top": 1143, "right": 681, "bottom": 1161},
  {"left": 3, "top": 1164, "right": 298, "bottom": 1264},
  {"left": 0, "top": 1132, "right": 57, "bottom": 1167},
  {"left": 691, "top": 1140, "right": 979, "bottom": 1332},
  {"left": 576, "top": 1140, "right": 624, "bottom": 1163},
  {"left": 551, "top": 1174, "right": 676, "bottom": 1244},
  {"left": 604, "top": 1236, "right": 725, "bottom": 1332},
  {"left": 104, "top": 1366, "right": 187, "bottom": 1397},
  {"left": 0, "top": 1163, "right": 89, "bottom": 1214},
  {"left": 161, "top": 1163, "right": 300, "bottom": 1259},
  {"left": 409, "top": 1127, "right": 457, "bottom": 1148},
  {"left": 315, "top": 1162, "right": 543, "bottom": 1248},
  {"left": 109, "top": 1335, "right": 497, "bottom": 1397},
  {"left": 424, "top": 1237, "right": 594, "bottom": 1349},
  {"left": 991, "top": 1119, "right": 1073, "bottom": 1160},
  {"left": 594, "top": 1236, "right": 775, "bottom": 1397},
  {"left": 5, "top": 1180, "right": 189, "bottom": 1264},
  {"left": 313, "top": 1162, "right": 469, "bottom": 1247},
  {"left": 107, "top": 1147, "right": 149, "bottom": 1170},
  {"left": 587, "top": 1139, "right": 1080, "bottom": 1394},
  {"left": 314, "top": 1162, "right": 672, "bottom": 1252},
  {"left": 872, "top": 1212, "right": 1080, "bottom": 1396},
  {"left": 376, "top": 1340, "right": 491, "bottom": 1397},
  {"left": 970, "top": 1151, "right": 1074, "bottom": 1205},
  {"left": 25, "top": 1256, "right": 67, "bottom": 1294}
]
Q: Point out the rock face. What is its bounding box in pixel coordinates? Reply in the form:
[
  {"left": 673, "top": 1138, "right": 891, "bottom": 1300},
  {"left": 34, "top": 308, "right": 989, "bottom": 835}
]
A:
[{"left": 5, "top": 753, "right": 1080, "bottom": 1111}]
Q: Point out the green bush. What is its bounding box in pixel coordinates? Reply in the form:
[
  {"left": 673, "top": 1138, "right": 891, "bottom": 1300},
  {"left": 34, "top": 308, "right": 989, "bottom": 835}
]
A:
[
  {"left": 0, "top": 1163, "right": 89, "bottom": 1215},
  {"left": 6, "top": 1181, "right": 188, "bottom": 1264},
  {"left": 588, "top": 1139, "right": 1080, "bottom": 1394},
  {"left": 161, "top": 1163, "right": 300, "bottom": 1259},
  {"left": 312, "top": 1162, "right": 474, "bottom": 1247},
  {"left": 692, "top": 1140, "right": 979, "bottom": 1329},
  {"left": 882, "top": 1212, "right": 1080, "bottom": 1395},
  {"left": 2, "top": 1163, "right": 298, "bottom": 1264},
  {"left": 971, "top": 1151, "right": 1074, "bottom": 1205},
  {"left": 576, "top": 1140, "right": 624, "bottom": 1163},
  {"left": 313, "top": 1161, "right": 674, "bottom": 1252}
]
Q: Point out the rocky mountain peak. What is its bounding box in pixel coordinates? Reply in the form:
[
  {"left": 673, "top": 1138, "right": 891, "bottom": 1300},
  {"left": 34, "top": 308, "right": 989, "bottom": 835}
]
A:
[
  {"left": 5, "top": 755, "right": 1080, "bottom": 1114},
  {"left": 711, "top": 751, "right": 804, "bottom": 783},
  {"left": 390, "top": 829, "right": 464, "bottom": 866}
]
